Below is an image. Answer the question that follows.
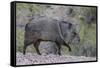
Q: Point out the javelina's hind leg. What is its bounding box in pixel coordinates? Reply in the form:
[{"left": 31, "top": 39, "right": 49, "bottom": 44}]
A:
[
  {"left": 34, "top": 40, "right": 41, "bottom": 55},
  {"left": 23, "top": 45, "right": 27, "bottom": 55},
  {"left": 23, "top": 41, "right": 32, "bottom": 55}
]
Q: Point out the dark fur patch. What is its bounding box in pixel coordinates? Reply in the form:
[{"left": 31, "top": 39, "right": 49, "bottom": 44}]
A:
[{"left": 68, "top": 23, "right": 72, "bottom": 29}]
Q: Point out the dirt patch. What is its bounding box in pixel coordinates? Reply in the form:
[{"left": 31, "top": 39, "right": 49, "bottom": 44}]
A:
[{"left": 16, "top": 52, "right": 96, "bottom": 65}]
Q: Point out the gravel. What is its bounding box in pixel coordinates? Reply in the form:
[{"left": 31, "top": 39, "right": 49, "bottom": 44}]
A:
[{"left": 16, "top": 52, "right": 96, "bottom": 65}]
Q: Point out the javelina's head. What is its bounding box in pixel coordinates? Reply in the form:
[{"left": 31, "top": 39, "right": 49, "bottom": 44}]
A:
[{"left": 60, "top": 21, "right": 80, "bottom": 44}]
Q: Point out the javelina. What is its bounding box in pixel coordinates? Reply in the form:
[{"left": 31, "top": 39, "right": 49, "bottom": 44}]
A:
[{"left": 23, "top": 18, "right": 80, "bottom": 55}]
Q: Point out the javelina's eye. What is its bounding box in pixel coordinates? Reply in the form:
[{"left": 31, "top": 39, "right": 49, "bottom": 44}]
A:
[
  {"left": 72, "top": 32, "right": 77, "bottom": 37},
  {"left": 73, "top": 32, "right": 77, "bottom": 35},
  {"left": 68, "top": 23, "right": 72, "bottom": 29}
]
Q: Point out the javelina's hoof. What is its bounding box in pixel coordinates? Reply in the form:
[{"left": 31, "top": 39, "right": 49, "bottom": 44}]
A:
[
  {"left": 23, "top": 51, "right": 26, "bottom": 55},
  {"left": 58, "top": 52, "right": 61, "bottom": 55},
  {"left": 38, "top": 53, "right": 41, "bottom": 55},
  {"left": 69, "top": 48, "right": 72, "bottom": 52}
]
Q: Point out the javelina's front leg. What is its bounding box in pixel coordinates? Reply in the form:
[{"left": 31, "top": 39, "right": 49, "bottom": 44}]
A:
[
  {"left": 63, "top": 42, "right": 71, "bottom": 52},
  {"left": 55, "top": 42, "right": 61, "bottom": 55},
  {"left": 58, "top": 45, "right": 61, "bottom": 55},
  {"left": 23, "top": 41, "right": 28, "bottom": 55}
]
